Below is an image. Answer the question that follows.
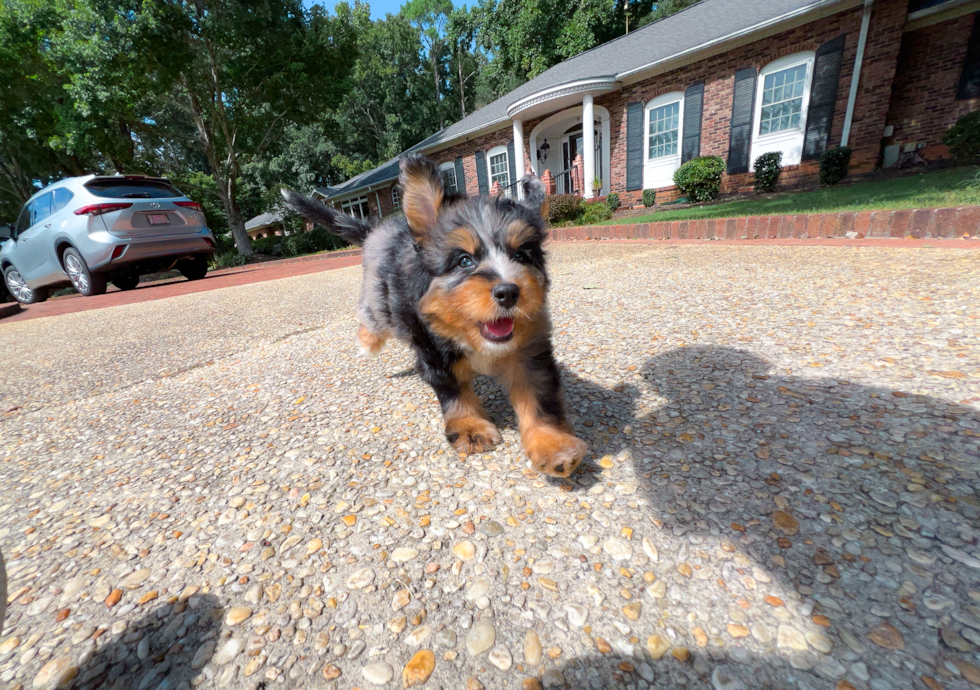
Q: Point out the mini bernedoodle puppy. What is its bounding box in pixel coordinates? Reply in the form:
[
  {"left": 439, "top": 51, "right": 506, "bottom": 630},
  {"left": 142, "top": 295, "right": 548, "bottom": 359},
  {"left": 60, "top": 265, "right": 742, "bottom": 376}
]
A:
[{"left": 283, "top": 154, "right": 587, "bottom": 477}]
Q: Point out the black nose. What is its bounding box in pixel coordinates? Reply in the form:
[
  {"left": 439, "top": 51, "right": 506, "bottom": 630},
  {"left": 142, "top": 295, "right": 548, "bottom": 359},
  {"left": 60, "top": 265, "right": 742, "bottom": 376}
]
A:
[{"left": 492, "top": 283, "right": 520, "bottom": 309}]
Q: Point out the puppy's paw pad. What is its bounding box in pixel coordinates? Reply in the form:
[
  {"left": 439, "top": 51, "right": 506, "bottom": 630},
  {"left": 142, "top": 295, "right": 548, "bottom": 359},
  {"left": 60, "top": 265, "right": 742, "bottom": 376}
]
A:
[
  {"left": 446, "top": 417, "right": 502, "bottom": 454},
  {"left": 527, "top": 429, "right": 588, "bottom": 478}
]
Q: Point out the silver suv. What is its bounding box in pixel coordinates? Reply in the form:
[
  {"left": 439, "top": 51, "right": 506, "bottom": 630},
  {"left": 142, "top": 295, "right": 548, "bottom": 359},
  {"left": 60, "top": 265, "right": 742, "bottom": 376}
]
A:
[{"left": 0, "top": 175, "right": 217, "bottom": 304}]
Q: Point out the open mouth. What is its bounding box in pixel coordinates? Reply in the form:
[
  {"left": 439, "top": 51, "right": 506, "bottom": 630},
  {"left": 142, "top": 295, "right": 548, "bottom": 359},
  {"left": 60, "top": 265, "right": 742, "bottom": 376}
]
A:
[{"left": 479, "top": 318, "right": 515, "bottom": 342}]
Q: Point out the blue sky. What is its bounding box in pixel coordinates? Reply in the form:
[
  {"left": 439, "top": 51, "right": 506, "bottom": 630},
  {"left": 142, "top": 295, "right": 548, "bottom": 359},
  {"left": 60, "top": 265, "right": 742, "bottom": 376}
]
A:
[{"left": 305, "top": 0, "right": 462, "bottom": 20}]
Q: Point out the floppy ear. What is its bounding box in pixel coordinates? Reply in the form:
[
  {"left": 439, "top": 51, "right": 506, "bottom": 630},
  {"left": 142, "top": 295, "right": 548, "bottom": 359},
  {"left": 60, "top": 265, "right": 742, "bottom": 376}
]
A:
[
  {"left": 399, "top": 154, "right": 444, "bottom": 244},
  {"left": 520, "top": 173, "right": 549, "bottom": 219}
]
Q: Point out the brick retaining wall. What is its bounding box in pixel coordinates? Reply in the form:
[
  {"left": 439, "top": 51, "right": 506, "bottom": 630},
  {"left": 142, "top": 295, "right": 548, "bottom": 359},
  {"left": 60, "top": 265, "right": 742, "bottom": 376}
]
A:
[{"left": 550, "top": 206, "right": 980, "bottom": 242}]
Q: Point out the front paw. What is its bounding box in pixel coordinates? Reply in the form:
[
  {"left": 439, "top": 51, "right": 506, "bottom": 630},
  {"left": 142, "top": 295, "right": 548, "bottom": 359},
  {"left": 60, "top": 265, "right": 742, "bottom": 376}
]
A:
[
  {"left": 525, "top": 427, "right": 588, "bottom": 478},
  {"left": 445, "top": 416, "right": 502, "bottom": 455}
]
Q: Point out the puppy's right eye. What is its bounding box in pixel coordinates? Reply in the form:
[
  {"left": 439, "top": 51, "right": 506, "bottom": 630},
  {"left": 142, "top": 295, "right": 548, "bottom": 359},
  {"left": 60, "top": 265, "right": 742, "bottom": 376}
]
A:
[{"left": 455, "top": 255, "right": 474, "bottom": 269}]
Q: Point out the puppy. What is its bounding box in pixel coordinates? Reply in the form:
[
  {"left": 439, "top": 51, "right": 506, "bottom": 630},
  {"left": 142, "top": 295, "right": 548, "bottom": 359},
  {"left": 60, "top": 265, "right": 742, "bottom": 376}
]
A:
[{"left": 283, "top": 155, "right": 587, "bottom": 478}]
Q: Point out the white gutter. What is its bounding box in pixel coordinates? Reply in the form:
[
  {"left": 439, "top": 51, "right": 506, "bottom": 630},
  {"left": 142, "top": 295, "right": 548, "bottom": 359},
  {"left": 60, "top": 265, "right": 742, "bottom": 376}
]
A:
[{"left": 841, "top": 0, "right": 874, "bottom": 147}]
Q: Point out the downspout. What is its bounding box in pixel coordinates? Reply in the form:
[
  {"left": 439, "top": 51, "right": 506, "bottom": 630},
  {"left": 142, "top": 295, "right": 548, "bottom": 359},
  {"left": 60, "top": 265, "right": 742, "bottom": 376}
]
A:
[{"left": 840, "top": 0, "right": 874, "bottom": 147}]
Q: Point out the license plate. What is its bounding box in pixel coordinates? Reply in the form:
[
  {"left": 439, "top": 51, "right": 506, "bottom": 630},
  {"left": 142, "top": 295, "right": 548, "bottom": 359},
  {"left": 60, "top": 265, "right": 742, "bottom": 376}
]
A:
[{"left": 147, "top": 214, "right": 170, "bottom": 226}]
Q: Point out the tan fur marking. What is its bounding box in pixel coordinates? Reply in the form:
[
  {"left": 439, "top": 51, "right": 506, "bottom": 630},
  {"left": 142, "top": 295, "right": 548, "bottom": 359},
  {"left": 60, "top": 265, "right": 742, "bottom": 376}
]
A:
[
  {"left": 402, "top": 169, "right": 444, "bottom": 242},
  {"left": 500, "top": 356, "right": 586, "bottom": 477},
  {"left": 357, "top": 324, "right": 388, "bottom": 358},
  {"left": 448, "top": 227, "right": 480, "bottom": 255},
  {"left": 419, "top": 268, "right": 546, "bottom": 354},
  {"left": 443, "top": 358, "right": 500, "bottom": 454},
  {"left": 506, "top": 220, "right": 537, "bottom": 250}
]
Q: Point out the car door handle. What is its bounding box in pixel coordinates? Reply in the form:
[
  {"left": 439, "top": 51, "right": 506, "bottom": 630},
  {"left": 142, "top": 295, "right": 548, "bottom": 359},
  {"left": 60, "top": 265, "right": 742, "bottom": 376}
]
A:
[{"left": 44, "top": 223, "right": 51, "bottom": 228}]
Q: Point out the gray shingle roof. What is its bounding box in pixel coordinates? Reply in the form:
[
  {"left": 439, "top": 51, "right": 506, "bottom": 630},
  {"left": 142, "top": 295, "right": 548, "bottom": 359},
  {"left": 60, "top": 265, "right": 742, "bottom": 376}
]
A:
[
  {"left": 314, "top": 157, "right": 401, "bottom": 201},
  {"left": 325, "top": 0, "right": 842, "bottom": 199},
  {"left": 245, "top": 211, "right": 284, "bottom": 231}
]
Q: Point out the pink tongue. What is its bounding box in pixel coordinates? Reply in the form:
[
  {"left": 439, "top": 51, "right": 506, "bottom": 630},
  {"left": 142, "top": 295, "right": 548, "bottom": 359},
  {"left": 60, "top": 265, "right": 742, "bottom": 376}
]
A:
[{"left": 484, "top": 318, "right": 514, "bottom": 337}]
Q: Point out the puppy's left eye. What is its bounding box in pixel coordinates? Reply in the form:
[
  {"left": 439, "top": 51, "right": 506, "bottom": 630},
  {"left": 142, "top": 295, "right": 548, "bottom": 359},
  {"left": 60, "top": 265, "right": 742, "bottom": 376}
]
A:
[
  {"left": 513, "top": 248, "right": 532, "bottom": 264},
  {"left": 455, "top": 255, "right": 474, "bottom": 269}
]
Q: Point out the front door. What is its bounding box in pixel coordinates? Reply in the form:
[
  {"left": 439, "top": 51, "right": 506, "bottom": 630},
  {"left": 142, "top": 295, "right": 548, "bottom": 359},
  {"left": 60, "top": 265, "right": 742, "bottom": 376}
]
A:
[{"left": 560, "top": 126, "right": 601, "bottom": 194}]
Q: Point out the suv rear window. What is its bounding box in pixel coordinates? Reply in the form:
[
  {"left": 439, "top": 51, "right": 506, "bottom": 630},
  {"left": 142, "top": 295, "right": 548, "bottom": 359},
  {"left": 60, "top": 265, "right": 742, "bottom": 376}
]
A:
[{"left": 85, "top": 179, "right": 183, "bottom": 199}]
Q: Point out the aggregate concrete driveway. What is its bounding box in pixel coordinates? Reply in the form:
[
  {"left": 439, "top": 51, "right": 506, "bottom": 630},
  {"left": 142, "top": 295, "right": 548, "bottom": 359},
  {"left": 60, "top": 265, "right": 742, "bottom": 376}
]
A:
[{"left": 1, "top": 243, "right": 979, "bottom": 690}]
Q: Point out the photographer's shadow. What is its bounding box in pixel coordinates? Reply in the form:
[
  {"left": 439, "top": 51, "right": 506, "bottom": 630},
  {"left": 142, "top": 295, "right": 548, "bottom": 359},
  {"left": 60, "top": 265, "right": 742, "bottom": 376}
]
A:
[
  {"left": 73, "top": 592, "right": 224, "bottom": 690},
  {"left": 538, "top": 345, "right": 979, "bottom": 689}
]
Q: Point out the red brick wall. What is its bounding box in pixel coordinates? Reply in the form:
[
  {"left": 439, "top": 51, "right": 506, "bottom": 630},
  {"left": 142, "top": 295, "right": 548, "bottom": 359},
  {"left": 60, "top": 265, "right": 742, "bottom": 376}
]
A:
[
  {"left": 600, "top": 0, "right": 909, "bottom": 206},
  {"left": 884, "top": 13, "right": 980, "bottom": 159}
]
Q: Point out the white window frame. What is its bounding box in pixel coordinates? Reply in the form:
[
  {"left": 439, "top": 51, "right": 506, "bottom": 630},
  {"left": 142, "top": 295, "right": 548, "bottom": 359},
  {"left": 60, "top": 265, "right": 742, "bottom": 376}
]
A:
[
  {"left": 439, "top": 162, "right": 458, "bottom": 194},
  {"left": 643, "top": 91, "right": 685, "bottom": 189},
  {"left": 487, "top": 144, "right": 510, "bottom": 194},
  {"left": 390, "top": 185, "right": 401, "bottom": 210},
  {"left": 750, "top": 51, "right": 815, "bottom": 169},
  {"left": 340, "top": 195, "right": 370, "bottom": 220}
]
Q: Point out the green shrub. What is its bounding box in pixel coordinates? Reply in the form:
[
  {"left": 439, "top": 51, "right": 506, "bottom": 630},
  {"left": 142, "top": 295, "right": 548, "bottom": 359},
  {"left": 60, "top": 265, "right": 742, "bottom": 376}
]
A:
[
  {"left": 213, "top": 233, "right": 235, "bottom": 254},
  {"left": 283, "top": 234, "right": 314, "bottom": 257},
  {"left": 673, "top": 156, "right": 726, "bottom": 202},
  {"left": 251, "top": 235, "right": 283, "bottom": 255},
  {"left": 642, "top": 189, "right": 656, "bottom": 207},
  {"left": 547, "top": 194, "right": 583, "bottom": 224},
  {"left": 580, "top": 200, "right": 612, "bottom": 225},
  {"left": 606, "top": 192, "right": 620, "bottom": 212},
  {"left": 942, "top": 111, "right": 980, "bottom": 161},
  {"left": 212, "top": 252, "right": 247, "bottom": 269},
  {"left": 308, "top": 225, "right": 348, "bottom": 252},
  {"left": 819, "top": 146, "right": 852, "bottom": 186},
  {"left": 753, "top": 151, "right": 782, "bottom": 193}
]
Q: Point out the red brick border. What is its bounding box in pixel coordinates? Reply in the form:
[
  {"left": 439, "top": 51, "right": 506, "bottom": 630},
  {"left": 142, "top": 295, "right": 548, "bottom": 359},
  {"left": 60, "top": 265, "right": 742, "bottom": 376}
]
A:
[{"left": 550, "top": 206, "right": 980, "bottom": 241}]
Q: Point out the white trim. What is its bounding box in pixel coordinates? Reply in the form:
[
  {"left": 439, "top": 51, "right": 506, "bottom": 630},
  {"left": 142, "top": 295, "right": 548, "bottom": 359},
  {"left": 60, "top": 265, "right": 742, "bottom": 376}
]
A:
[
  {"left": 507, "top": 77, "right": 618, "bottom": 118},
  {"left": 438, "top": 161, "right": 459, "bottom": 194},
  {"left": 528, "top": 106, "right": 611, "bottom": 196},
  {"left": 582, "top": 95, "right": 596, "bottom": 199},
  {"left": 390, "top": 185, "right": 401, "bottom": 210},
  {"left": 487, "top": 145, "right": 511, "bottom": 192},
  {"left": 841, "top": 0, "right": 873, "bottom": 147},
  {"left": 750, "top": 51, "right": 815, "bottom": 169},
  {"left": 644, "top": 92, "right": 685, "bottom": 189}
]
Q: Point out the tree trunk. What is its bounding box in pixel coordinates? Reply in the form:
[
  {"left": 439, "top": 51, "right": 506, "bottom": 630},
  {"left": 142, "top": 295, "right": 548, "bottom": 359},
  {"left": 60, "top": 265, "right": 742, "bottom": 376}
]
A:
[
  {"left": 431, "top": 56, "right": 444, "bottom": 130},
  {"left": 457, "top": 47, "right": 467, "bottom": 118},
  {"left": 214, "top": 174, "right": 252, "bottom": 256}
]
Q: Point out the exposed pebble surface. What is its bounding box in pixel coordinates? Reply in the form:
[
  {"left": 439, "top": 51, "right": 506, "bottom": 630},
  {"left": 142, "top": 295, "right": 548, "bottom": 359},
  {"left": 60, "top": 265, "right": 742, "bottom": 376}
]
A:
[{"left": 1, "top": 243, "right": 979, "bottom": 690}]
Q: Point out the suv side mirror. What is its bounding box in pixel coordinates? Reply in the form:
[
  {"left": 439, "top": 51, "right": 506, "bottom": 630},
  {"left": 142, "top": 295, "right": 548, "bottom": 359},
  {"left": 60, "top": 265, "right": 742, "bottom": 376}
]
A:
[{"left": 0, "top": 225, "right": 12, "bottom": 240}]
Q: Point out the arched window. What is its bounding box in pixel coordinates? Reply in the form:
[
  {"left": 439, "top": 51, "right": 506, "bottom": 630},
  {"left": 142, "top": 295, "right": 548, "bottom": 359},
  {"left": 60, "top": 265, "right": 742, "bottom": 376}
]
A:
[
  {"left": 644, "top": 91, "right": 684, "bottom": 189},
  {"left": 751, "top": 51, "right": 815, "bottom": 168}
]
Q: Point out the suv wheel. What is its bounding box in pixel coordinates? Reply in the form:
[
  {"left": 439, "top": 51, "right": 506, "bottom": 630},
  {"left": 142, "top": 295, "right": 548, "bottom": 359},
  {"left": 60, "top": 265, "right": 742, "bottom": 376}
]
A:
[
  {"left": 179, "top": 255, "right": 209, "bottom": 281},
  {"left": 111, "top": 272, "right": 140, "bottom": 291},
  {"left": 63, "top": 247, "right": 107, "bottom": 296},
  {"left": 3, "top": 265, "right": 48, "bottom": 304}
]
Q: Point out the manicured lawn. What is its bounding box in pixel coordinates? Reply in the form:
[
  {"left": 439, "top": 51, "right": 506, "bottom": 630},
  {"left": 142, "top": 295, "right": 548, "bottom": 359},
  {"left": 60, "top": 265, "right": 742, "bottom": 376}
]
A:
[{"left": 600, "top": 166, "right": 980, "bottom": 225}]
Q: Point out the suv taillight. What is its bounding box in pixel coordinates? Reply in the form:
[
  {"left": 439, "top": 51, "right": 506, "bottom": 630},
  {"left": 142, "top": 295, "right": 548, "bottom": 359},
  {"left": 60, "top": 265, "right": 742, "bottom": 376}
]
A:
[
  {"left": 74, "top": 203, "right": 133, "bottom": 216},
  {"left": 173, "top": 201, "right": 203, "bottom": 212}
]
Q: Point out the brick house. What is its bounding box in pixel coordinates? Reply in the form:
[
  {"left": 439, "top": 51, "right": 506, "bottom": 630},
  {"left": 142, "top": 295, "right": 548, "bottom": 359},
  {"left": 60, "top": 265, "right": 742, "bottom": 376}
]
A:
[{"left": 315, "top": 0, "right": 980, "bottom": 212}]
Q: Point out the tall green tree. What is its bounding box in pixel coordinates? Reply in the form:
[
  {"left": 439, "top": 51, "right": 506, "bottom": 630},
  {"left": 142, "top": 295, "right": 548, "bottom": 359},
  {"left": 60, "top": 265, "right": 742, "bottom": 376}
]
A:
[{"left": 402, "top": 0, "right": 453, "bottom": 130}]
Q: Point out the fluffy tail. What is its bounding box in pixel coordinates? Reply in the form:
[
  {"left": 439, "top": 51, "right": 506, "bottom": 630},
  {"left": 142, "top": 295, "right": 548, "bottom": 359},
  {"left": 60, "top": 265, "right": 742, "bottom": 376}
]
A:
[{"left": 280, "top": 189, "right": 372, "bottom": 247}]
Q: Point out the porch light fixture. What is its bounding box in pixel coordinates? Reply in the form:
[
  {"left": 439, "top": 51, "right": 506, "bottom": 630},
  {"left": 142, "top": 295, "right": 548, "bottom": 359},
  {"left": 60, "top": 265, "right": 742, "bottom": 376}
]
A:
[{"left": 537, "top": 139, "right": 550, "bottom": 164}]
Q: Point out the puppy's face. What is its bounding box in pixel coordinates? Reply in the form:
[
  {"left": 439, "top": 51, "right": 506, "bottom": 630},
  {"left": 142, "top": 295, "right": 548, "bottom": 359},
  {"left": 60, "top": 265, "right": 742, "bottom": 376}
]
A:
[{"left": 399, "top": 155, "right": 551, "bottom": 356}]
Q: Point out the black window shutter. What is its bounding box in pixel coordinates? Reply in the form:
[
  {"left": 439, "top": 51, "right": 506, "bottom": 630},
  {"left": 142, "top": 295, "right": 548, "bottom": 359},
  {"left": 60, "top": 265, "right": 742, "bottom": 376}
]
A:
[
  {"left": 454, "top": 157, "right": 466, "bottom": 196},
  {"left": 475, "top": 150, "right": 489, "bottom": 195},
  {"left": 507, "top": 140, "right": 517, "bottom": 186},
  {"left": 727, "top": 67, "right": 758, "bottom": 174},
  {"left": 803, "top": 34, "right": 846, "bottom": 160},
  {"left": 682, "top": 82, "right": 704, "bottom": 163},
  {"left": 957, "top": 13, "right": 980, "bottom": 100},
  {"left": 626, "top": 102, "right": 644, "bottom": 191}
]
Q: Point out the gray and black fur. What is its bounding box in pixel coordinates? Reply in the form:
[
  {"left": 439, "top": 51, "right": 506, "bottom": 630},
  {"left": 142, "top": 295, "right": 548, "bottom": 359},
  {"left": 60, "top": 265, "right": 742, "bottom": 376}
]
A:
[{"left": 282, "top": 154, "right": 587, "bottom": 477}]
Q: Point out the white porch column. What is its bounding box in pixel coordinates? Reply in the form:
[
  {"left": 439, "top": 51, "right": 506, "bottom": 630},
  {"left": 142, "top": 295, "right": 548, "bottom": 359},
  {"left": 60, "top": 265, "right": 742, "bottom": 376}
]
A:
[
  {"left": 582, "top": 93, "right": 595, "bottom": 199},
  {"left": 512, "top": 118, "right": 525, "bottom": 197}
]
